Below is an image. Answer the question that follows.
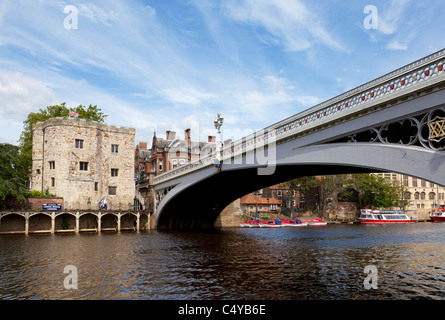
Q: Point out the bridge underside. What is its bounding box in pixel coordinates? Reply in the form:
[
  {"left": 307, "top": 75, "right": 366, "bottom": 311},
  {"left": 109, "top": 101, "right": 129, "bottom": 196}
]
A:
[
  {"left": 155, "top": 140, "right": 445, "bottom": 230},
  {"left": 156, "top": 163, "right": 374, "bottom": 230}
]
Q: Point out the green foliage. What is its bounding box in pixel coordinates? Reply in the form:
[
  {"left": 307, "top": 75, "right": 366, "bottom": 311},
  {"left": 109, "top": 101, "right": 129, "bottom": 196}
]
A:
[
  {"left": 17, "top": 103, "right": 108, "bottom": 186},
  {"left": 341, "top": 174, "right": 401, "bottom": 209},
  {"left": 25, "top": 189, "right": 55, "bottom": 198},
  {"left": 0, "top": 143, "right": 28, "bottom": 201},
  {"left": 286, "top": 176, "right": 318, "bottom": 195}
]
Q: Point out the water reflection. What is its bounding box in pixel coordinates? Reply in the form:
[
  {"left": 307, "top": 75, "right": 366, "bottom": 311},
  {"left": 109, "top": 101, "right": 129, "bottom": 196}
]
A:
[{"left": 1, "top": 223, "right": 445, "bottom": 299}]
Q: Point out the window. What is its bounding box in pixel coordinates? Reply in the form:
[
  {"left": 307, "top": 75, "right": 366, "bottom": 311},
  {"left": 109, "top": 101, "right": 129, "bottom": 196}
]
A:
[
  {"left": 429, "top": 192, "right": 436, "bottom": 200},
  {"left": 404, "top": 192, "right": 411, "bottom": 200},
  {"left": 414, "top": 192, "right": 420, "bottom": 200},
  {"left": 51, "top": 177, "right": 55, "bottom": 187},
  {"left": 159, "top": 160, "right": 163, "bottom": 171},
  {"left": 94, "top": 182, "right": 98, "bottom": 191},
  {"left": 420, "top": 192, "right": 426, "bottom": 200},
  {"left": 36, "top": 169, "right": 41, "bottom": 174},
  {"left": 412, "top": 178, "right": 417, "bottom": 187},
  {"left": 108, "top": 186, "right": 117, "bottom": 195},
  {"left": 277, "top": 190, "right": 282, "bottom": 196},
  {"left": 49, "top": 161, "right": 55, "bottom": 169},
  {"left": 403, "top": 175, "right": 409, "bottom": 187},
  {"left": 440, "top": 193, "right": 445, "bottom": 201},
  {"left": 111, "top": 168, "right": 119, "bottom": 177},
  {"left": 111, "top": 144, "right": 119, "bottom": 153},
  {"left": 80, "top": 162, "right": 89, "bottom": 171},
  {"left": 75, "top": 139, "right": 84, "bottom": 149},
  {"left": 421, "top": 180, "right": 426, "bottom": 188},
  {"left": 179, "top": 159, "right": 185, "bottom": 165}
]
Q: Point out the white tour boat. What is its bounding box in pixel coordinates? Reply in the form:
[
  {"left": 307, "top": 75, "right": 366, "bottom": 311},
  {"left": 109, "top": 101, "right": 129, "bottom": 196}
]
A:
[{"left": 358, "top": 209, "right": 417, "bottom": 224}]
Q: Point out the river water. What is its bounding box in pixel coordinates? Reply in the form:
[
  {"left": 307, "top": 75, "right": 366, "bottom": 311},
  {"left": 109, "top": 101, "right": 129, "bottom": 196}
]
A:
[{"left": 1, "top": 222, "right": 445, "bottom": 300}]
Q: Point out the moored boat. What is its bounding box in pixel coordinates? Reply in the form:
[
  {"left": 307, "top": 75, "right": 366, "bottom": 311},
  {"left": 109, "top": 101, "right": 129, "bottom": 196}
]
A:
[
  {"left": 430, "top": 205, "right": 445, "bottom": 222},
  {"left": 240, "top": 218, "right": 261, "bottom": 228},
  {"left": 359, "top": 209, "right": 417, "bottom": 224},
  {"left": 259, "top": 219, "right": 282, "bottom": 228},
  {"left": 305, "top": 218, "right": 327, "bottom": 226},
  {"left": 280, "top": 218, "right": 307, "bottom": 227}
]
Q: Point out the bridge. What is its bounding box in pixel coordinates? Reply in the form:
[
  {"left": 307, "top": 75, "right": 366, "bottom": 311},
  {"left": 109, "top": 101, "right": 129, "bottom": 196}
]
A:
[{"left": 149, "top": 49, "right": 445, "bottom": 230}]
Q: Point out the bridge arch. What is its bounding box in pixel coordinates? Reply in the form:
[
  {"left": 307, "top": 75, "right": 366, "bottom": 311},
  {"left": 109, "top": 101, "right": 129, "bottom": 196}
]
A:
[
  {"left": 154, "top": 142, "right": 445, "bottom": 229},
  {"left": 0, "top": 213, "right": 26, "bottom": 233}
]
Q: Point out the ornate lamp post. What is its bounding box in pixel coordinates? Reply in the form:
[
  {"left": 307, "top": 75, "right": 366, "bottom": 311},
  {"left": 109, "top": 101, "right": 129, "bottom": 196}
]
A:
[{"left": 214, "top": 112, "right": 224, "bottom": 162}]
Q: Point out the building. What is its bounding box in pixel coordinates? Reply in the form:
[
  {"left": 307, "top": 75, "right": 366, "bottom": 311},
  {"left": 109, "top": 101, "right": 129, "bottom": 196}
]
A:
[
  {"left": 376, "top": 172, "right": 445, "bottom": 219},
  {"left": 135, "top": 129, "right": 216, "bottom": 181},
  {"left": 240, "top": 193, "right": 282, "bottom": 216},
  {"left": 31, "top": 117, "right": 136, "bottom": 210},
  {"left": 240, "top": 183, "right": 302, "bottom": 217},
  {"left": 135, "top": 129, "right": 216, "bottom": 212}
]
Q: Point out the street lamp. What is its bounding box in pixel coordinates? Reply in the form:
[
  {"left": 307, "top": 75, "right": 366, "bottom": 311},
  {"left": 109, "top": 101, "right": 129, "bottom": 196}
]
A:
[{"left": 214, "top": 112, "right": 224, "bottom": 161}]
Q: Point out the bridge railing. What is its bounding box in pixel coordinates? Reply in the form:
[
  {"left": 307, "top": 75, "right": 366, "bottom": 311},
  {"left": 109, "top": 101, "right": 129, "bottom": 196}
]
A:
[{"left": 154, "top": 49, "right": 445, "bottom": 185}]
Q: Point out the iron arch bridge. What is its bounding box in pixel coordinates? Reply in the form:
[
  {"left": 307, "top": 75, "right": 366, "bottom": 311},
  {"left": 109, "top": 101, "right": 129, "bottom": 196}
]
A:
[{"left": 152, "top": 49, "right": 445, "bottom": 230}]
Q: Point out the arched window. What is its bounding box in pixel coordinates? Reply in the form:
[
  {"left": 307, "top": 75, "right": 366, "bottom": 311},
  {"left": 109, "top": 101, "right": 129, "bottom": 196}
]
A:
[
  {"left": 429, "top": 192, "right": 436, "bottom": 200},
  {"left": 414, "top": 192, "right": 420, "bottom": 200},
  {"left": 404, "top": 192, "right": 411, "bottom": 200},
  {"left": 420, "top": 192, "right": 426, "bottom": 200}
]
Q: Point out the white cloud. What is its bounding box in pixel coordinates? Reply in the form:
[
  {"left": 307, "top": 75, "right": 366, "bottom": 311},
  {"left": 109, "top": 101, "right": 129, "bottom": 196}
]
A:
[
  {"left": 0, "top": 70, "right": 59, "bottom": 121},
  {"left": 77, "top": 3, "right": 121, "bottom": 27},
  {"left": 221, "top": 0, "right": 344, "bottom": 52},
  {"left": 162, "top": 87, "right": 218, "bottom": 105},
  {"left": 377, "top": 0, "right": 411, "bottom": 35},
  {"left": 386, "top": 40, "right": 408, "bottom": 51}
]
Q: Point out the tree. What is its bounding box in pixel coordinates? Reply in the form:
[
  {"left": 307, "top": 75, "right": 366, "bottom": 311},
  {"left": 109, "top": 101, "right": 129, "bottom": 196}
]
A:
[
  {"left": 318, "top": 175, "right": 348, "bottom": 217},
  {"left": 0, "top": 143, "right": 28, "bottom": 200},
  {"left": 18, "top": 103, "right": 108, "bottom": 180},
  {"left": 342, "top": 174, "right": 400, "bottom": 209},
  {"left": 287, "top": 176, "right": 318, "bottom": 196}
]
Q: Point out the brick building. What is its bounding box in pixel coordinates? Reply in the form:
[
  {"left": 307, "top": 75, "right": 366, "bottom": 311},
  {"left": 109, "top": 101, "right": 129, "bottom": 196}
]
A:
[
  {"left": 240, "top": 193, "right": 282, "bottom": 216},
  {"left": 240, "top": 183, "right": 302, "bottom": 217},
  {"left": 135, "top": 129, "right": 216, "bottom": 181},
  {"left": 31, "top": 117, "right": 136, "bottom": 210},
  {"left": 135, "top": 129, "right": 216, "bottom": 212}
]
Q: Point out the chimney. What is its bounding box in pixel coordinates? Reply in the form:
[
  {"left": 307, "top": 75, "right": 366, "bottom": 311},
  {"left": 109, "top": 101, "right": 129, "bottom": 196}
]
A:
[
  {"left": 166, "top": 131, "right": 176, "bottom": 140},
  {"left": 208, "top": 136, "right": 216, "bottom": 143},
  {"left": 185, "top": 129, "right": 191, "bottom": 146},
  {"left": 138, "top": 141, "right": 147, "bottom": 149}
]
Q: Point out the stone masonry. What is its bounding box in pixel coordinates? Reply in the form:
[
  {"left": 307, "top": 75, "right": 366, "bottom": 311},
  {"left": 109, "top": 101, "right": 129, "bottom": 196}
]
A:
[{"left": 31, "top": 117, "right": 136, "bottom": 210}]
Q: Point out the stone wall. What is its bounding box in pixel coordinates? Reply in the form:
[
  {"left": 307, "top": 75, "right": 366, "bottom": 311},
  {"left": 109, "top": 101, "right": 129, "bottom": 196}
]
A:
[
  {"left": 0, "top": 197, "right": 63, "bottom": 211},
  {"left": 214, "top": 199, "right": 244, "bottom": 227},
  {"left": 31, "top": 117, "right": 136, "bottom": 210}
]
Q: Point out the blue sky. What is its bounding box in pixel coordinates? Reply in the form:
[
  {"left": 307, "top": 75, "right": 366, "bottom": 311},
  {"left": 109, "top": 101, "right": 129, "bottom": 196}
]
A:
[{"left": 1, "top": 0, "right": 445, "bottom": 146}]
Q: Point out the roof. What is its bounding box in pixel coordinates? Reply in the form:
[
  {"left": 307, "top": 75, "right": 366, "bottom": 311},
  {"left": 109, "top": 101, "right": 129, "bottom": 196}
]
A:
[{"left": 240, "top": 194, "right": 282, "bottom": 205}]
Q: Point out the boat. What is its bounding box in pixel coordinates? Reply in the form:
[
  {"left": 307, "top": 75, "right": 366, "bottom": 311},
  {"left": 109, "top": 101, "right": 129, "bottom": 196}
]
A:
[
  {"left": 259, "top": 219, "right": 282, "bottom": 228},
  {"left": 305, "top": 218, "right": 327, "bottom": 226},
  {"left": 358, "top": 209, "right": 417, "bottom": 224},
  {"left": 430, "top": 205, "right": 445, "bottom": 222},
  {"left": 240, "top": 218, "right": 261, "bottom": 228},
  {"left": 280, "top": 218, "right": 307, "bottom": 227}
]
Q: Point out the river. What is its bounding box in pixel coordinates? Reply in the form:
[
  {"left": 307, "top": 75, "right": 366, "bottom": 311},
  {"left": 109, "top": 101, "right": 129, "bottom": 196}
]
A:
[{"left": 1, "top": 222, "right": 445, "bottom": 301}]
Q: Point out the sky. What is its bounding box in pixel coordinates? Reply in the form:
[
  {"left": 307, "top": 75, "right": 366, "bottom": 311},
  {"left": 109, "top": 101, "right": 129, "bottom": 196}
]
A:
[{"left": 1, "top": 0, "right": 445, "bottom": 146}]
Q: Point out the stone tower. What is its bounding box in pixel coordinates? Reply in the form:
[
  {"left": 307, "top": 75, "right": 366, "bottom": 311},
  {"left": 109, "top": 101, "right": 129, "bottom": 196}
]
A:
[{"left": 31, "top": 117, "right": 136, "bottom": 210}]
